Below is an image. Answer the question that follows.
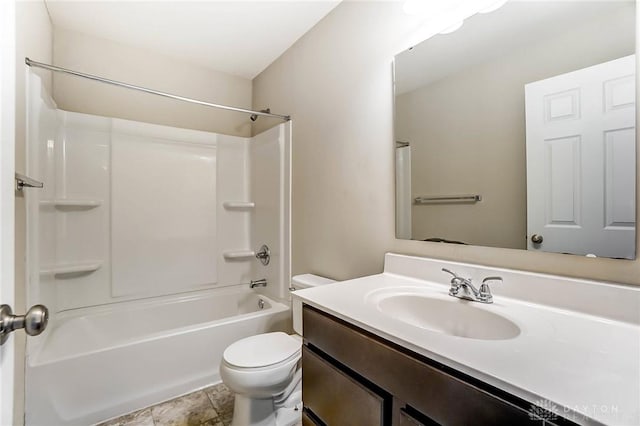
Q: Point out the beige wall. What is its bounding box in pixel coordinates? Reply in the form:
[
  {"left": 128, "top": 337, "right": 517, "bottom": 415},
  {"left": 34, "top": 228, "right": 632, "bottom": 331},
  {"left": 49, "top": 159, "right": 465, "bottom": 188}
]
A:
[
  {"left": 15, "top": 1, "right": 53, "bottom": 424},
  {"left": 396, "top": 5, "right": 635, "bottom": 249},
  {"left": 53, "top": 27, "right": 253, "bottom": 137},
  {"left": 253, "top": 1, "right": 640, "bottom": 286}
]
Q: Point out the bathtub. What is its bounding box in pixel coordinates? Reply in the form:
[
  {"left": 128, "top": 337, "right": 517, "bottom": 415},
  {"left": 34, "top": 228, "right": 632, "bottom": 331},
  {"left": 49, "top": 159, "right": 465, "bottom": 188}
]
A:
[{"left": 25, "top": 287, "right": 290, "bottom": 426}]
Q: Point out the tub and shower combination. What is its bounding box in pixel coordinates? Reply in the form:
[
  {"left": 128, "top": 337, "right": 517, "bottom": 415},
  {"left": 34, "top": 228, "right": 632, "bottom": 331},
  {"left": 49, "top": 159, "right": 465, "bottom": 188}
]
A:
[
  {"left": 24, "top": 71, "right": 292, "bottom": 425},
  {"left": 28, "top": 289, "right": 289, "bottom": 425}
]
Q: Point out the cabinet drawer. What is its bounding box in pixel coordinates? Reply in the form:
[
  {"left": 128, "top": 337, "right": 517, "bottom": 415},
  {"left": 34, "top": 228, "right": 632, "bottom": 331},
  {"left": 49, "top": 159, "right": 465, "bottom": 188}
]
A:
[
  {"left": 302, "top": 409, "right": 320, "bottom": 426},
  {"left": 302, "top": 346, "right": 386, "bottom": 426},
  {"left": 399, "top": 408, "right": 432, "bottom": 426},
  {"left": 303, "top": 305, "right": 534, "bottom": 426}
]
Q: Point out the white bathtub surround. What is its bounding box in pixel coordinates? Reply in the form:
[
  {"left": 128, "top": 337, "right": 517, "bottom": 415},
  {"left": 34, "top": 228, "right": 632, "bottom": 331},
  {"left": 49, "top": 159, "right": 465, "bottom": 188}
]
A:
[
  {"left": 24, "top": 73, "right": 292, "bottom": 424},
  {"left": 26, "top": 72, "right": 291, "bottom": 312},
  {"left": 293, "top": 253, "right": 640, "bottom": 426},
  {"left": 27, "top": 287, "right": 289, "bottom": 425}
]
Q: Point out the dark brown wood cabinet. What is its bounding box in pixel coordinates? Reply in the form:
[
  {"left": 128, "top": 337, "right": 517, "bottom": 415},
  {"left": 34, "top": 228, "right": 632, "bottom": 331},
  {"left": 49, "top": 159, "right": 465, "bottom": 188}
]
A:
[
  {"left": 302, "top": 348, "right": 386, "bottom": 425},
  {"left": 302, "top": 305, "right": 576, "bottom": 426},
  {"left": 397, "top": 407, "right": 437, "bottom": 426}
]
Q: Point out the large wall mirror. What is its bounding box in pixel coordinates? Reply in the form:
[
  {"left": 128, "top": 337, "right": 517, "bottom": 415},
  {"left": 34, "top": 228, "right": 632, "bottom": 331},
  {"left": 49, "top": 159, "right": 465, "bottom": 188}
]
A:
[{"left": 394, "top": 0, "right": 636, "bottom": 260}]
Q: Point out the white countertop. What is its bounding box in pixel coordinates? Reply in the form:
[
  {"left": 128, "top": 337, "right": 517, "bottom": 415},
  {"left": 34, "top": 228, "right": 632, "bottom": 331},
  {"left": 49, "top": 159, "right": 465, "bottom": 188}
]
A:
[{"left": 293, "top": 254, "right": 640, "bottom": 426}]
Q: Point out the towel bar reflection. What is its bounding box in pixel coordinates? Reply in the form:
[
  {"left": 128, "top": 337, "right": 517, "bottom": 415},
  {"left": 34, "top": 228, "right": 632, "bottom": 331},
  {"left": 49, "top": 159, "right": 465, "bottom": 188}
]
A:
[{"left": 414, "top": 195, "right": 482, "bottom": 204}]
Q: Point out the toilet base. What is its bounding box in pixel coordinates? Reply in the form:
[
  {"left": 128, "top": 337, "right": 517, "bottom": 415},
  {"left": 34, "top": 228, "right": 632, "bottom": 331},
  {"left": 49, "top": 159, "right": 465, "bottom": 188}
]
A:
[
  {"left": 230, "top": 386, "right": 302, "bottom": 426},
  {"left": 230, "top": 394, "right": 276, "bottom": 426},
  {"left": 274, "top": 389, "right": 302, "bottom": 426},
  {"left": 275, "top": 404, "right": 302, "bottom": 426}
]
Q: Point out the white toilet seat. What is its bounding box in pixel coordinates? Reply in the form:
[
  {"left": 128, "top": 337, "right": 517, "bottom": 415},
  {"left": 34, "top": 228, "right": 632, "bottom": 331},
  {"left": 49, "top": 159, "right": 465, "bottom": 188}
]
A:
[
  {"left": 220, "top": 332, "right": 302, "bottom": 400},
  {"left": 223, "top": 351, "right": 301, "bottom": 373},
  {"left": 223, "top": 332, "right": 301, "bottom": 369}
]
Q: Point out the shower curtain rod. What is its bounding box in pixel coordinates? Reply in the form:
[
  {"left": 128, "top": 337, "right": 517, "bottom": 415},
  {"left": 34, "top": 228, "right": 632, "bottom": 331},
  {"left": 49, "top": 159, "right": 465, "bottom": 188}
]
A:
[{"left": 25, "top": 58, "right": 291, "bottom": 122}]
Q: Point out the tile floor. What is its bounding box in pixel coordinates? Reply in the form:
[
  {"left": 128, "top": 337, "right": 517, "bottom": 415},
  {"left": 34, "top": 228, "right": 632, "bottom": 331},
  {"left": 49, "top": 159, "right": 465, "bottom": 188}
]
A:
[{"left": 98, "top": 383, "right": 234, "bottom": 426}]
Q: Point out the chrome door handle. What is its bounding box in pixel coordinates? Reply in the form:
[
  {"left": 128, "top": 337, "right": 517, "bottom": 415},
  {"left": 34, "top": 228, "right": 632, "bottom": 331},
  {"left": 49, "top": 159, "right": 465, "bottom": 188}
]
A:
[{"left": 0, "top": 304, "right": 49, "bottom": 345}]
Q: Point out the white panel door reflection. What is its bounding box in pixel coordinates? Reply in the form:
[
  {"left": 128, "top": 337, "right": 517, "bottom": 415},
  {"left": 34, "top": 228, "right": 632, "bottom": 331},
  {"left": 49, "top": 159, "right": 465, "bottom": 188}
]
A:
[{"left": 525, "top": 55, "right": 636, "bottom": 259}]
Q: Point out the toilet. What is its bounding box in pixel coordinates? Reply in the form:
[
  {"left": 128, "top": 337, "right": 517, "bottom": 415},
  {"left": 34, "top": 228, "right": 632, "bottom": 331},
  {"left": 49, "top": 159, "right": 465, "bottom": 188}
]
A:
[{"left": 220, "top": 274, "right": 336, "bottom": 426}]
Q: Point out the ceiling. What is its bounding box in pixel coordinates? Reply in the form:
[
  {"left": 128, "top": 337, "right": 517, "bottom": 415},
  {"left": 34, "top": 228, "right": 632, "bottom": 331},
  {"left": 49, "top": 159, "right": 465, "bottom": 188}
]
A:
[{"left": 45, "top": 0, "right": 341, "bottom": 80}]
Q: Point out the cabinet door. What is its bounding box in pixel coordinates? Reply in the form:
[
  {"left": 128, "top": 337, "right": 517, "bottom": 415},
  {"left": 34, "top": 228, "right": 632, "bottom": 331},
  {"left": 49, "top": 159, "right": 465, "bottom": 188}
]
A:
[
  {"left": 303, "top": 306, "right": 542, "bottom": 426},
  {"left": 398, "top": 407, "right": 440, "bottom": 426},
  {"left": 302, "top": 346, "right": 387, "bottom": 426},
  {"left": 399, "top": 411, "right": 423, "bottom": 426},
  {"left": 302, "top": 409, "right": 321, "bottom": 426}
]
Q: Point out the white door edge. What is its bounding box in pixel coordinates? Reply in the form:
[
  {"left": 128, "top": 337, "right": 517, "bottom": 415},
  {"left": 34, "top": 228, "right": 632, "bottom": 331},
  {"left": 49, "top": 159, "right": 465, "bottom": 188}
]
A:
[{"left": 0, "top": 0, "right": 17, "bottom": 424}]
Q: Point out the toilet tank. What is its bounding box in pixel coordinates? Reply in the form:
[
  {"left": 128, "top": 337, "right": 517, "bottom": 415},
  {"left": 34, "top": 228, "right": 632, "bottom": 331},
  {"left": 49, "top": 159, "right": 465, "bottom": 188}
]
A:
[{"left": 291, "top": 274, "right": 335, "bottom": 335}]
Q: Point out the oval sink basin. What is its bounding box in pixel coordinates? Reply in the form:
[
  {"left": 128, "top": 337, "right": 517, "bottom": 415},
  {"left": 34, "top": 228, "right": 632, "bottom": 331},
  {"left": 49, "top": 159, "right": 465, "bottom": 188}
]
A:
[{"left": 373, "top": 292, "right": 520, "bottom": 340}]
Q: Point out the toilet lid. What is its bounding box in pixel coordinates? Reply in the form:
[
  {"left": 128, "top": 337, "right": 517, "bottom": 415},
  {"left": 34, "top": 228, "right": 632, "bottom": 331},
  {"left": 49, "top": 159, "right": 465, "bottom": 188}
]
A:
[{"left": 223, "top": 332, "right": 301, "bottom": 368}]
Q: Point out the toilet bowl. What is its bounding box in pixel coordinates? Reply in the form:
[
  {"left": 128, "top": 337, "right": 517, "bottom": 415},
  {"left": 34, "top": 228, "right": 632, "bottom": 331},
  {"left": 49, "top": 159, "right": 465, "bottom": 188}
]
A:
[{"left": 220, "top": 274, "right": 335, "bottom": 426}]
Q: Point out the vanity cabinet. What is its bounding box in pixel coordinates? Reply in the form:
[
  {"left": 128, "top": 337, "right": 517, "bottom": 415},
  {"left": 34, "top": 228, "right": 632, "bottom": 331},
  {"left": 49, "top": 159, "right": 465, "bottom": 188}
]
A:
[
  {"left": 301, "top": 305, "right": 575, "bottom": 426},
  {"left": 302, "top": 348, "right": 385, "bottom": 425}
]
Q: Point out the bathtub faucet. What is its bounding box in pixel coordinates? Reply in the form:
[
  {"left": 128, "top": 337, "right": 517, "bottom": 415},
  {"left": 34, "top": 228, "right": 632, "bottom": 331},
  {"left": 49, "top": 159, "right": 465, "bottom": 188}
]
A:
[{"left": 250, "top": 279, "right": 268, "bottom": 289}]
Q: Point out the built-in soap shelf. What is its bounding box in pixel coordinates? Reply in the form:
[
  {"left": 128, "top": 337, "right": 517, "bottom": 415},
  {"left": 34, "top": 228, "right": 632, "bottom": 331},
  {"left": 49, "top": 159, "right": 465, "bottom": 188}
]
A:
[
  {"left": 222, "top": 201, "right": 255, "bottom": 210},
  {"left": 223, "top": 250, "right": 256, "bottom": 260},
  {"left": 40, "top": 261, "right": 103, "bottom": 277},
  {"left": 40, "top": 199, "right": 102, "bottom": 209}
]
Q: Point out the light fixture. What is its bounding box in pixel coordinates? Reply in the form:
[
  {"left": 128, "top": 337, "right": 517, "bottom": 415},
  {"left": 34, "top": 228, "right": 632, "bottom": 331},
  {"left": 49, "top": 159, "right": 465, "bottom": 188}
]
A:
[
  {"left": 478, "top": 0, "right": 509, "bottom": 14},
  {"left": 401, "top": 0, "right": 503, "bottom": 43},
  {"left": 402, "top": 0, "right": 449, "bottom": 17}
]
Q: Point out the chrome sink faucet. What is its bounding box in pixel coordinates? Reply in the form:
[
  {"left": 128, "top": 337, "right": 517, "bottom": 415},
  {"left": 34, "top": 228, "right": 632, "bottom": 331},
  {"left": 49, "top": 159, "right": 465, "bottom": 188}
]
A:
[{"left": 441, "top": 268, "right": 502, "bottom": 304}]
